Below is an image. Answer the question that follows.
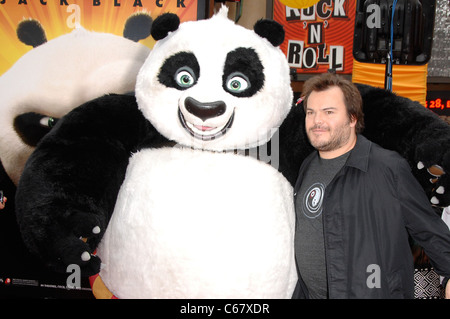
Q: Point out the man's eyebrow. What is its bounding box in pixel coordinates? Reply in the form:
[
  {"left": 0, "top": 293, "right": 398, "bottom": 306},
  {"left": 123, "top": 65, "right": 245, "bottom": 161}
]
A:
[
  {"left": 306, "top": 106, "right": 338, "bottom": 112},
  {"left": 306, "top": 106, "right": 337, "bottom": 111}
]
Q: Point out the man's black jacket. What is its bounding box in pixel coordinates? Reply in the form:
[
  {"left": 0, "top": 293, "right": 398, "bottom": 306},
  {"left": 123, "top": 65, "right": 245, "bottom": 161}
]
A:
[{"left": 293, "top": 135, "right": 450, "bottom": 298}]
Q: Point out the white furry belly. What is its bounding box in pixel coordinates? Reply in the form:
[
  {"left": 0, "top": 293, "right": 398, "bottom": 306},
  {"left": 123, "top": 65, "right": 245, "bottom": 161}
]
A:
[{"left": 96, "top": 147, "right": 297, "bottom": 298}]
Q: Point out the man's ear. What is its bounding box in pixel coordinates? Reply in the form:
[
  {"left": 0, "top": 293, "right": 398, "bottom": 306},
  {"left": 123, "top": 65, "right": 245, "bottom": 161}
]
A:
[{"left": 350, "top": 115, "right": 357, "bottom": 127}]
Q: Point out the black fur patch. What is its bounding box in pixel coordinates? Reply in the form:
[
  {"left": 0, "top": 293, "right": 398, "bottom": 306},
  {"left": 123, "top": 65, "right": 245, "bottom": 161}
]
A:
[
  {"left": 253, "top": 19, "right": 285, "bottom": 47},
  {"left": 16, "top": 19, "right": 47, "bottom": 48},
  {"left": 151, "top": 13, "right": 180, "bottom": 41},
  {"left": 13, "top": 113, "right": 55, "bottom": 147},
  {"left": 158, "top": 52, "right": 200, "bottom": 90},
  {"left": 222, "top": 48, "right": 264, "bottom": 98}
]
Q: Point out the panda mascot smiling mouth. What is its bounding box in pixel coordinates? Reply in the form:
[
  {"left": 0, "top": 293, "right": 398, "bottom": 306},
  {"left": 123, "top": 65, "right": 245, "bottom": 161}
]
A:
[{"left": 177, "top": 96, "right": 235, "bottom": 141}]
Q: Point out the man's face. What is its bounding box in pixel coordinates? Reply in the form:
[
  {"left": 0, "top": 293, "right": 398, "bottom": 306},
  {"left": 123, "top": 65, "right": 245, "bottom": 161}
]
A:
[{"left": 305, "top": 86, "right": 356, "bottom": 156}]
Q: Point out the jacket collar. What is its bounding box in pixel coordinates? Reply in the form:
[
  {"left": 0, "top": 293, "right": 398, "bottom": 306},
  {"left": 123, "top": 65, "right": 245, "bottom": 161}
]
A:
[
  {"left": 295, "top": 134, "right": 372, "bottom": 192},
  {"left": 344, "top": 134, "right": 372, "bottom": 172}
]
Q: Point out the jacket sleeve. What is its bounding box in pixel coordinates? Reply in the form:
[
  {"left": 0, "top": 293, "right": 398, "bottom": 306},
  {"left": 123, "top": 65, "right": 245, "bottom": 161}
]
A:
[{"left": 397, "top": 157, "right": 450, "bottom": 280}]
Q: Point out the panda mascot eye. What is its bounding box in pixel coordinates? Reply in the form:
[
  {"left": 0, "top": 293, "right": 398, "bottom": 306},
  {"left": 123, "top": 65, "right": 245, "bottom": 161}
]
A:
[
  {"left": 175, "top": 67, "right": 196, "bottom": 88},
  {"left": 221, "top": 48, "right": 264, "bottom": 98},
  {"left": 226, "top": 72, "right": 250, "bottom": 93},
  {"left": 158, "top": 52, "right": 200, "bottom": 90}
]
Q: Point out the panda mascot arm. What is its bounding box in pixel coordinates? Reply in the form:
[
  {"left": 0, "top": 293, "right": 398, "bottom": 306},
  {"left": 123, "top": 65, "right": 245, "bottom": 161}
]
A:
[
  {"left": 15, "top": 94, "right": 167, "bottom": 275},
  {"left": 355, "top": 84, "right": 450, "bottom": 207}
]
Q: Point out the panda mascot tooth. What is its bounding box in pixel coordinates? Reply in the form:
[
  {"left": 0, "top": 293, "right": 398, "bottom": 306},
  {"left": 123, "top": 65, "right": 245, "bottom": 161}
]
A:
[{"left": 96, "top": 7, "right": 298, "bottom": 298}]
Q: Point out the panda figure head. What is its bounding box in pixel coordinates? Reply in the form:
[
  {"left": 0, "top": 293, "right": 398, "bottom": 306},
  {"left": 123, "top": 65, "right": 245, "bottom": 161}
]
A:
[
  {"left": 136, "top": 6, "right": 293, "bottom": 151},
  {"left": 0, "top": 14, "right": 152, "bottom": 186}
]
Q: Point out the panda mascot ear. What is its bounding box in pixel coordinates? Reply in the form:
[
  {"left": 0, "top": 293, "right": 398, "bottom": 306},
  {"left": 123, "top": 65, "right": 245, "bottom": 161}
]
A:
[
  {"left": 16, "top": 19, "right": 47, "bottom": 48},
  {"left": 151, "top": 13, "right": 180, "bottom": 41},
  {"left": 253, "top": 19, "right": 285, "bottom": 47}
]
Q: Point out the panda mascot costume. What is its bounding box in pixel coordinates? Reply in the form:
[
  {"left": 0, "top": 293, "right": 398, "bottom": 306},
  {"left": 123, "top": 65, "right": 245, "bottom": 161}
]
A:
[
  {"left": 0, "top": 14, "right": 152, "bottom": 297},
  {"left": 15, "top": 7, "right": 450, "bottom": 298}
]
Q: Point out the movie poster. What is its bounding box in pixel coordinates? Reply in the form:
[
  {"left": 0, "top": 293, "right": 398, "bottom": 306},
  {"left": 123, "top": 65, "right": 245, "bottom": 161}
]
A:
[
  {"left": 273, "top": 0, "right": 356, "bottom": 74},
  {"left": 0, "top": 0, "right": 204, "bottom": 298},
  {"left": 0, "top": 0, "right": 203, "bottom": 75}
]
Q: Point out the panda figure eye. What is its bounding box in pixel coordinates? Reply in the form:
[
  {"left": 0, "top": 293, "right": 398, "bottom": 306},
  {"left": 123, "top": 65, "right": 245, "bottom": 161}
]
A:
[
  {"left": 175, "top": 67, "right": 196, "bottom": 88},
  {"left": 226, "top": 72, "right": 250, "bottom": 94}
]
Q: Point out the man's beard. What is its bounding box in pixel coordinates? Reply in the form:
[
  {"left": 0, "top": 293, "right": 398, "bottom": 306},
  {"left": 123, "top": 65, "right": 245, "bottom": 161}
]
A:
[{"left": 307, "top": 121, "right": 352, "bottom": 152}]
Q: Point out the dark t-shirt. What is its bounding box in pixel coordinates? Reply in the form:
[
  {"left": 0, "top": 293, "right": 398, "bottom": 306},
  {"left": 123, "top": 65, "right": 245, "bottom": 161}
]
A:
[{"left": 294, "top": 151, "right": 350, "bottom": 299}]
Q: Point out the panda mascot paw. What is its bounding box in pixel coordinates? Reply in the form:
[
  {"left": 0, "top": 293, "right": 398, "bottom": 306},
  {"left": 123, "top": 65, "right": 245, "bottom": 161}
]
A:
[
  {"left": 413, "top": 135, "right": 450, "bottom": 207},
  {"left": 15, "top": 6, "right": 450, "bottom": 298}
]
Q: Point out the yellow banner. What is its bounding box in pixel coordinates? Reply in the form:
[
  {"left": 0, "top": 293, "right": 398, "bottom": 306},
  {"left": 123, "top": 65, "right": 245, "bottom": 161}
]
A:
[
  {"left": 0, "top": 0, "right": 201, "bottom": 75},
  {"left": 352, "top": 59, "right": 428, "bottom": 106}
]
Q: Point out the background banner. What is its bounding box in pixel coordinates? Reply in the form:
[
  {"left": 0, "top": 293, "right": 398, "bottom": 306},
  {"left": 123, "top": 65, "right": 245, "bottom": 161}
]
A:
[
  {"left": 273, "top": 0, "right": 355, "bottom": 74},
  {"left": 0, "top": 0, "right": 204, "bottom": 299},
  {"left": 0, "top": 0, "right": 202, "bottom": 75}
]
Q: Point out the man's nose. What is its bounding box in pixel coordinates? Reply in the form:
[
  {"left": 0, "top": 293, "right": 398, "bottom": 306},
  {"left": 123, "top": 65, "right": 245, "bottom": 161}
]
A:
[{"left": 313, "top": 113, "right": 324, "bottom": 124}]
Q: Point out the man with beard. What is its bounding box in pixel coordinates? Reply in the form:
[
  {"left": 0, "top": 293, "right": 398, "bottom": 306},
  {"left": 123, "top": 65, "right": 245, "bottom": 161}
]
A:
[{"left": 292, "top": 73, "right": 450, "bottom": 299}]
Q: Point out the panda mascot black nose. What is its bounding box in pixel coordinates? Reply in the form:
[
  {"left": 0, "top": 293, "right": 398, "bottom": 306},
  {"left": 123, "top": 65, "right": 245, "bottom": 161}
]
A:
[{"left": 184, "top": 97, "right": 226, "bottom": 122}]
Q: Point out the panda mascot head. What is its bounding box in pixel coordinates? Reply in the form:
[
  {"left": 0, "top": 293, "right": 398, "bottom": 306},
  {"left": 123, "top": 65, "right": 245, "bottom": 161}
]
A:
[
  {"left": 136, "top": 6, "right": 293, "bottom": 151},
  {"left": 0, "top": 14, "right": 152, "bottom": 186}
]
